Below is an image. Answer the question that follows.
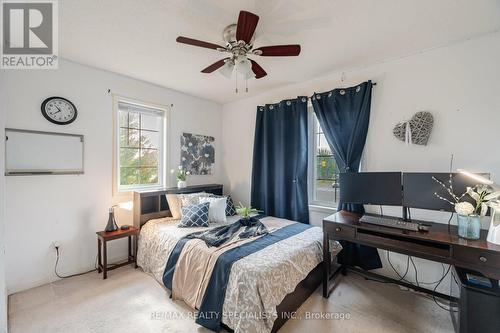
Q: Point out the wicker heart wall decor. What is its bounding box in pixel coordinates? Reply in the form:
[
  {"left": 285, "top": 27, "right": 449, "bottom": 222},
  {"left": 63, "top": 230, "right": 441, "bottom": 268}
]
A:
[{"left": 393, "top": 111, "right": 434, "bottom": 146}]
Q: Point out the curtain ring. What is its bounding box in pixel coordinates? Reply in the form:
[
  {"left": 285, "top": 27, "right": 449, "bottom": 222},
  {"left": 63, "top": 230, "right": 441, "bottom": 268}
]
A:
[
  {"left": 286, "top": 100, "right": 291, "bottom": 106},
  {"left": 328, "top": 92, "right": 332, "bottom": 98},
  {"left": 356, "top": 86, "right": 361, "bottom": 93},
  {"left": 316, "top": 94, "right": 321, "bottom": 99},
  {"left": 269, "top": 105, "right": 274, "bottom": 110},
  {"left": 340, "top": 90, "right": 346, "bottom": 95},
  {"left": 301, "top": 97, "right": 307, "bottom": 102}
]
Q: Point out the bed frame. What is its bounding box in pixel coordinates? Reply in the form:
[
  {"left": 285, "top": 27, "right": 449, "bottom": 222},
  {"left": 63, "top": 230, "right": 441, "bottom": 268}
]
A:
[{"left": 133, "top": 184, "right": 324, "bottom": 332}]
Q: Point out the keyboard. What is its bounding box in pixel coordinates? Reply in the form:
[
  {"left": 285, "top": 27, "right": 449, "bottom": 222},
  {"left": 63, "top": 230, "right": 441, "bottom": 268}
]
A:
[{"left": 359, "top": 215, "right": 420, "bottom": 231}]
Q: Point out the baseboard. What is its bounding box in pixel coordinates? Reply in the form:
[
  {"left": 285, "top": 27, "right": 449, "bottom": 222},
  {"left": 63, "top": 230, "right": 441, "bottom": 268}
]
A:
[{"left": 7, "top": 254, "right": 129, "bottom": 295}]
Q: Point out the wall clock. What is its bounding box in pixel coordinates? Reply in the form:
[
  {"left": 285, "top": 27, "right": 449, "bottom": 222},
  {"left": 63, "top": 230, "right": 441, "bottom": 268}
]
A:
[{"left": 41, "top": 97, "right": 78, "bottom": 125}]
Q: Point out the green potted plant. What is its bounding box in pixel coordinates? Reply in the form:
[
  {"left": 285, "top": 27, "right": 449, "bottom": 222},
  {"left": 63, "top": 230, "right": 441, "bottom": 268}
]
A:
[
  {"left": 171, "top": 166, "right": 190, "bottom": 188},
  {"left": 236, "top": 203, "right": 260, "bottom": 221}
]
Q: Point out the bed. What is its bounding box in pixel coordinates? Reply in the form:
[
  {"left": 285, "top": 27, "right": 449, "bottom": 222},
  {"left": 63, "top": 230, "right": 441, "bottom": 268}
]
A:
[{"left": 133, "top": 185, "right": 325, "bottom": 333}]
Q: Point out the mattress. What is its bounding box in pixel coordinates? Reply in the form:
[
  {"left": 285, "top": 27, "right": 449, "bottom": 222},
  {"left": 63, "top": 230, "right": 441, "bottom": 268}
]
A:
[{"left": 137, "top": 215, "right": 324, "bottom": 333}]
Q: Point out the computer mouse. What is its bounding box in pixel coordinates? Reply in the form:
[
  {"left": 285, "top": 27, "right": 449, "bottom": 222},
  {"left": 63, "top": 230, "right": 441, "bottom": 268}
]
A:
[{"left": 418, "top": 224, "right": 430, "bottom": 232}]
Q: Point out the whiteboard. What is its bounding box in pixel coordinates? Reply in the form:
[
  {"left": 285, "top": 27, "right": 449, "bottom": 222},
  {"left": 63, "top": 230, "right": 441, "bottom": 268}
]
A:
[{"left": 5, "top": 129, "right": 84, "bottom": 175}]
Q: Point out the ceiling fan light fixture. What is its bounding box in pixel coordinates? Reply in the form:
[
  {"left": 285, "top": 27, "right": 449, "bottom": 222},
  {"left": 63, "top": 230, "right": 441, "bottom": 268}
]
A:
[
  {"left": 235, "top": 57, "right": 253, "bottom": 78},
  {"left": 219, "top": 60, "right": 235, "bottom": 79}
]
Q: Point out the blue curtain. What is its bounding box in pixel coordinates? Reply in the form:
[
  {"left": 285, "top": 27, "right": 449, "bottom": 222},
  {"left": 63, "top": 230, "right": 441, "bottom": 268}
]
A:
[
  {"left": 311, "top": 81, "right": 382, "bottom": 270},
  {"left": 251, "top": 97, "right": 309, "bottom": 224}
]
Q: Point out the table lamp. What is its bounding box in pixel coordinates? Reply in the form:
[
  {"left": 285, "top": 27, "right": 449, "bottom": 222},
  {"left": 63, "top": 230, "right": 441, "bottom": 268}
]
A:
[
  {"left": 105, "top": 205, "right": 119, "bottom": 232},
  {"left": 458, "top": 169, "right": 500, "bottom": 245}
]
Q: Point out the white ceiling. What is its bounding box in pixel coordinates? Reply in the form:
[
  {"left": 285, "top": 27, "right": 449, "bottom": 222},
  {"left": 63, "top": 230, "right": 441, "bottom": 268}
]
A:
[{"left": 59, "top": 0, "right": 500, "bottom": 104}]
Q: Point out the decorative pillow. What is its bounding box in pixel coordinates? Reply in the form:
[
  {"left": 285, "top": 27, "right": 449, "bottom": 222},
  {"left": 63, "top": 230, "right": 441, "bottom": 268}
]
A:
[
  {"left": 178, "top": 192, "right": 209, "bottom": 209},
  {"left": 225, "top": 196, "right": 237, "bottom": 216},
  {"left": 209, "top": 194, "right": 237, "bottom": 216},
  {"left": 199, "top": 197, "right": 227, "bottom": 223},
  {"left": 165, "top": 194, "right": 182, "bottom": 219},
  {"left": 179, "top": 202, "right": 210, "bottom": 227}
]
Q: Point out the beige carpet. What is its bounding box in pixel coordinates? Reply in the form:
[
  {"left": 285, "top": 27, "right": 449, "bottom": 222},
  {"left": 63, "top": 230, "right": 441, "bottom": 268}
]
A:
[{"left": 8, "top": 266, "right": 453, "bottom": 333}]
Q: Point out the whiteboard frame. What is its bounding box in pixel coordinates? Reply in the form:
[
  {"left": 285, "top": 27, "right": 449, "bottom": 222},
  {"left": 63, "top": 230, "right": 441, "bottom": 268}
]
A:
[{"left": 5, "top": 128, "right": 84, "bottom": 176}]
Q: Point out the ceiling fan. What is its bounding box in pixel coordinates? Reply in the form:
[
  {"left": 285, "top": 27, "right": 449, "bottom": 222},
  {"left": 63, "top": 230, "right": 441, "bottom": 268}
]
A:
[{"left": 176, "top": 10, "right": 301, "bottom": 83}]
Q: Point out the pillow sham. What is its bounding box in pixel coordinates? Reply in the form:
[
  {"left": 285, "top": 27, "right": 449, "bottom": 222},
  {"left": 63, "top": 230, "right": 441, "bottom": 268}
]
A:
[
  {"left": 199, "top": 196, "right": 227, "bottom": 223},
  {"left": 178, "top": 192, "right": 210, "bottom": 209},
  {"left": 165, "top": 194, "right": 182, "bottom": 219},
  {"left": 209, "top": 194, "right": 237, "bottom": 216},
  {"left": 179, "top": 202, "right": 210, "bottom": 227}
]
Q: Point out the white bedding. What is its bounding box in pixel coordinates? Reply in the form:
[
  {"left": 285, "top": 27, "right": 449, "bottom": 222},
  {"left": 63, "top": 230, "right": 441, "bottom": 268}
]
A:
[{"left": 137, "top": 215, "right": 324, "bottom": 333}]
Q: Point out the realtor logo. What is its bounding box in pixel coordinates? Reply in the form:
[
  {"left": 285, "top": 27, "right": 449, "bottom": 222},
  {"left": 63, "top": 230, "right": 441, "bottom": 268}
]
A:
[{"left": 1, "top": 0, "right": 58, "bottom": 69}]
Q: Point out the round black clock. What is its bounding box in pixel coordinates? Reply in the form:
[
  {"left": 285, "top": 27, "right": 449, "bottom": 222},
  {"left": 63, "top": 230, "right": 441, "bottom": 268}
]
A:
[{"left": 41, "top": 97, "right": 78, "bottom": 125}]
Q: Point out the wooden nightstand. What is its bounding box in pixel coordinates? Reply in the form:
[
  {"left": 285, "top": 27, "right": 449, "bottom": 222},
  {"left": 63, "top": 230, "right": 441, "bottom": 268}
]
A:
[{"left": 96, "top": 227, "right": 139, "bottom": 279}]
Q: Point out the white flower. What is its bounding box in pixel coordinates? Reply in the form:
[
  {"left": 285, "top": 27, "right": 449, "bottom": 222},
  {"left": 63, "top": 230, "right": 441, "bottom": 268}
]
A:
[
  {"left": 186, "top": 171, "right": 190, "bottom": 175},
  {"left": 455, "top": 202, "right": 475, "bottom": 216},
  {"left": 178, "top": 165, "right": 182, "bottom": 170}
]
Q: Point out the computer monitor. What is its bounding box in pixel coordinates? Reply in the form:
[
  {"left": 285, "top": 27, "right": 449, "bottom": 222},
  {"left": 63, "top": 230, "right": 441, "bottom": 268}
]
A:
[
  {"left": 402, "top": 172, "right": 490, "bottom": 212},
  {"left": 339, "top": 172, "right": 403, "bottom": 206}
]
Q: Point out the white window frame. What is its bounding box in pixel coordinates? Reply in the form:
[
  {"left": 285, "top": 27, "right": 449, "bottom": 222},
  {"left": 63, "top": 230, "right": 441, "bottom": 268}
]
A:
[
  {"left": 112, "top": 95, "right": 169, "bottom": 195},
  {"left": 308, "top": 105, "right": 338, "bottom": 209}
]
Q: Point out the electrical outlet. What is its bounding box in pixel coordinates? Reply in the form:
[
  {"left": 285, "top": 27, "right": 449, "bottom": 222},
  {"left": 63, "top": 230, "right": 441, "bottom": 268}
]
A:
[{"left": 52, "top": 241, "right": 61, "bottom": 249}]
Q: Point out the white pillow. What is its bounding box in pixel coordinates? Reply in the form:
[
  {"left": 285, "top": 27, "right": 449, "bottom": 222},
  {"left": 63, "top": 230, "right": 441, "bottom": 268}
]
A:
[
  {"left": 165, "top": 194, "right": 182, "bottom": 219},
  {"left": 199, "top": 196, "right": 227, "bottom": 223},
  {"left": 178, "top": 192, "right": 208, "bottom": 209}
]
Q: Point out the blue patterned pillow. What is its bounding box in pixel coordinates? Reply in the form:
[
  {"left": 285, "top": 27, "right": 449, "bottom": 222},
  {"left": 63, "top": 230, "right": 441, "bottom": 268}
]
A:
[{"left": 179, "top": 202, "right": 210, "bottom": 227}]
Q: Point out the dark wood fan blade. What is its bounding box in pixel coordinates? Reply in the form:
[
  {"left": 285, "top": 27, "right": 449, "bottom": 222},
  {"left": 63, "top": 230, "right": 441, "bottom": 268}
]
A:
[
  {"left": 250, "top": 60, "right": 267, "bottom": 79},
  {"left": 201, "top": 58, "right": 229, "bottom": 73},
  {"left": 236, "top": 11, "right": 259, "bottom": 44},
  {"left": 176, "top": 36, "right": 225, "bottom": 50},
  {"left": 254, "top": 45, "right": 301, "bottom": 56}
]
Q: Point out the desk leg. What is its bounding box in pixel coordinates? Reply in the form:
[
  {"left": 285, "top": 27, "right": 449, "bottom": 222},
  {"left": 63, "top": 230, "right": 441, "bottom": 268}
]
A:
[
  {"left": 134, "top": 235, "right": 138, "bottom": 269},
  {"left": 97, "top": 238, "right": 102, "bottom": 274},
  {"left": 128, "top": 236, "right": 132, "bottom": 262},
  {"left": 323, "top": 231, "right": 330, "bottom": 298},
  {"left": 103, "top": 240, "right": 107, "bottom": 280}
]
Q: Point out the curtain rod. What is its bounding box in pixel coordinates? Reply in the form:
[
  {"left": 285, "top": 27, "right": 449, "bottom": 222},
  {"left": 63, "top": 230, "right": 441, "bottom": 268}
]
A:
[{"left": 304, "top": 82, "right": 377, "bottom": 101}]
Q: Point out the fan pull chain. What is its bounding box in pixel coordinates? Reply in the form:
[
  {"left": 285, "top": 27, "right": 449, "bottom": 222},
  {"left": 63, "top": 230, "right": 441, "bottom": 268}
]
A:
[
  {"left": 246, "top": 79, "right": 248, "bottom": 93},
  {"left": 235, "top": 71, "right": 238, "bottom": 93}
]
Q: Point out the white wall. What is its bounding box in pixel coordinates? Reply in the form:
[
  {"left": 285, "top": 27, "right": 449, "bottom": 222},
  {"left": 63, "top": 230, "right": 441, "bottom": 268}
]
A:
[
  {"left": 2, "top": 59, "right": 223, "bottom": 293},
  {"left": 0, "top": 68, "right": 8, "bottom": 332},
  {"left": 221, "top": 32, "right": 500, "bottom": 292}
]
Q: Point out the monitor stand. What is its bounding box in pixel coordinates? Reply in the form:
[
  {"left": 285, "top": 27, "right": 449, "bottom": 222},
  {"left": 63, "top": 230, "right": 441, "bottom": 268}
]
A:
[{"left": 402, "top": 206, "right": 409, "bottom": 221}]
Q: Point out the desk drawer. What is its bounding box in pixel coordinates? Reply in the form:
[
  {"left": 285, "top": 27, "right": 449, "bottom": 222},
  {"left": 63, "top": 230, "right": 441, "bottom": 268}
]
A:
[
  {"left": 453, "top": 246, "right": 500, "bottom": 268},
  {"left": 325, "top": 223, "right": 355, "bottom": 239}
]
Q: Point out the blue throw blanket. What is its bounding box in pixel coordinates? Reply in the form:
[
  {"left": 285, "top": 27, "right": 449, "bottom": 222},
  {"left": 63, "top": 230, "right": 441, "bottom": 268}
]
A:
[
  {"left": 185, "top": 214, "right": 269, "bottom": 247},
  {"left": 163, "top": 218, "right": 312, "bottom": 332}
]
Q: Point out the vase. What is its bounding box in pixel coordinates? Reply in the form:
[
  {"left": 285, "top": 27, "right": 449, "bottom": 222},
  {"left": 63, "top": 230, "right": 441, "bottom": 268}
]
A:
[
  {"left": 457, "top": 214, "right": 481, "bottom": 240},
  {"left": 177, "top": 180, "right": 187, "bottom": 188},
  {"left": 487, "top": 209, "right": 500, "bottom": 245}
]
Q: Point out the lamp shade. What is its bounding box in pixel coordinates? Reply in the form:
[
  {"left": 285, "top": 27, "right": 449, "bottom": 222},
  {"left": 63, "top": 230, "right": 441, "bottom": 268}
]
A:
[
  {"left": 235, "top": 57, "right": 254, "bottom": 79},
  {"left": 458, "top": 169, "right": 499, "bottom": 190},
  {"left": 219, "top": 60, "right": 234, "bottom": 79}
]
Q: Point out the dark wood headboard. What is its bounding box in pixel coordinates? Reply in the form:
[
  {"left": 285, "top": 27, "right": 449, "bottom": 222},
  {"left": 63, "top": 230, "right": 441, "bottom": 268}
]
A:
[{"left": 133, "top": 184, "right": 223, "bottom": 229}]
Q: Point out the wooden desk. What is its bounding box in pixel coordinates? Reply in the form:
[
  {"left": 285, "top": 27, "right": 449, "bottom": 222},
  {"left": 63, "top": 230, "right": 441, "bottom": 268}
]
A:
[{"left": 323, "top": 211, "right": 500, "bottom": 298}]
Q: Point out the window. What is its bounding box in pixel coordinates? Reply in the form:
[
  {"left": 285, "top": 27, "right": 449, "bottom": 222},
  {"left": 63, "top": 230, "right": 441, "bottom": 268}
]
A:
[
  {"left": 115, "top": 98, "right": 167, "bottom": 192},
  {"left": 310, "top": 112, "right": 340, "bottom": 207}
]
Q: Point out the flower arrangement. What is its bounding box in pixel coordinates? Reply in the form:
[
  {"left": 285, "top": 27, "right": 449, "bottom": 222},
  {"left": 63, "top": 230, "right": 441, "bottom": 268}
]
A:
[
  {"left": 433, "top": 175, "right": 500, "bottom": 216},
  {"left": 171, "top": 165, "right": 190, "bottom": 181},
  {"left": 433, "top": 174, "right": 500, "bottom": 240}
]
